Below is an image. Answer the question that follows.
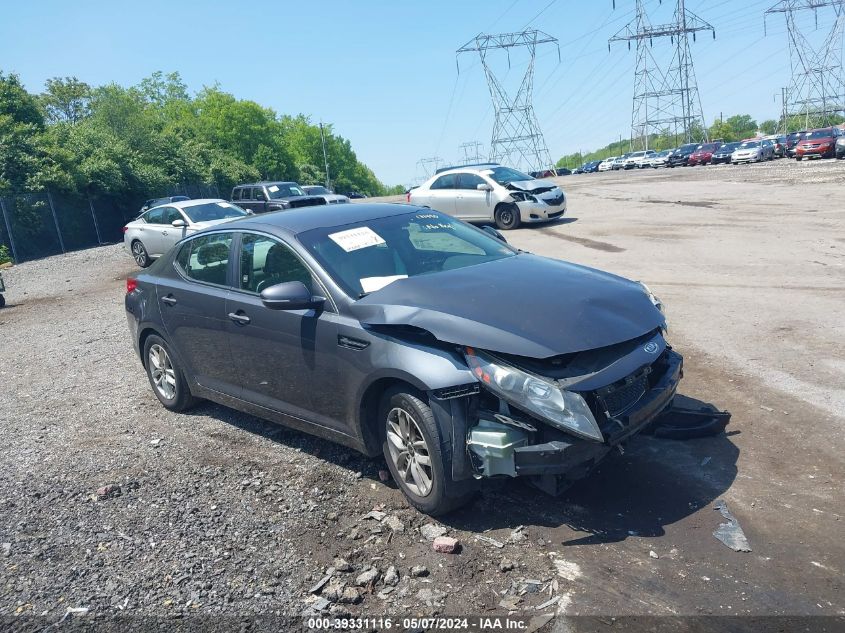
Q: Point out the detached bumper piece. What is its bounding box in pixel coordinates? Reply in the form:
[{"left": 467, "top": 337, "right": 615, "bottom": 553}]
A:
[{"left": 645, "top": 406, "right": 731, "bottom": 439}]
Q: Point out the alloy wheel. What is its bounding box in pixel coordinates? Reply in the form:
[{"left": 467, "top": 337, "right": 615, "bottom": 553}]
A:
[
  {"left": 132, "top": 242, "right": 146, "bottom": 266},
  {"left": 386, "top": 407, "right": 433, "bottom": 497},
  {"left": 148, "top": 344, "right": 176, "bottom": 400}
]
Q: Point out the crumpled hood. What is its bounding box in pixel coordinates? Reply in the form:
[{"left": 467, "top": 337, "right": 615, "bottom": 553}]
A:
[
  {"left": 506, "top": 179, "right": 557, "bottom": 193},
  {"left": 350, "top": 254, "right": 665, "bottom": 358}
]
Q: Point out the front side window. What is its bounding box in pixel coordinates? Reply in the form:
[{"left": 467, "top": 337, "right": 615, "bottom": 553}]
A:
[
  {"left": 232, "top": 188, "right": 242, "bottom": 201},
  {"left": 457, "top": 173, "right": 486, "bottom": 190},
  {"left": 252, "top": 187, "right": 267, "bottom": 201},
  {"left": 298, "top": 211, "right": 515, "bottom": 298},
  {"left": 175, "top": 233, "right": 233, "bottom": 286},
  {"left": 161, "top": 207, "right": 183, "bottom": 225},
  {"left": 239, "top": 234, "right": 313, "bottom": 294}
]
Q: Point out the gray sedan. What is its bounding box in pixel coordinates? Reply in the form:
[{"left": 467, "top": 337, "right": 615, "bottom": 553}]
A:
[
  {"left": 123, "top": 199, "right": 248, "bottom": 267},
  {"left": 125, "top": 204, "right": 680, "bottom": 515}
]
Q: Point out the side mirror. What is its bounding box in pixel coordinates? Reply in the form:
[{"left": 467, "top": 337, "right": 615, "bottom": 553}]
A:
[
  {"left": 260, "top": 281, "right": 325, "bottom": 311},
  {"left": 476, "top": 183, "right": 493, "bottom": 192},
  {"left": 482, "top": 225, "right": 508, "bottom": 243},
  {"left": 172, "top": 219, "right": 187, "bottom": 228}
]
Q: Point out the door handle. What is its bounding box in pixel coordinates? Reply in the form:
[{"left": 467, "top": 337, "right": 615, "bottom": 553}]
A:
[
  {"left": 228, "top": 312, "right": 251, "bottom": 325},
  {"left": 162, "top": 230, "right": 168, "bottom": 236},
  {"left": 161, "top": 295, "right": 177, "bottom": 306}
]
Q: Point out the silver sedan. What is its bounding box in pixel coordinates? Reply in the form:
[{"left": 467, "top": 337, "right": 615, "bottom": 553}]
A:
[{"left": 123, "top": 199, "right": 248, "bottom": 267}]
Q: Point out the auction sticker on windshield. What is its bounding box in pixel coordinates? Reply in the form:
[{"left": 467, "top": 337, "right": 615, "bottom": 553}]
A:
[
  {"left": 328, "top": 227, "right": 385, "bottom": 252},
  {"left": 268, "top": 185, "right": 280, "bottom": 193}
]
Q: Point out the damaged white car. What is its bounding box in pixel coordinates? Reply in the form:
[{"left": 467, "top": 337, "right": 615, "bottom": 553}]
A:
[{"left": 409, "top": 164, "right": 566, "bottom": 230}]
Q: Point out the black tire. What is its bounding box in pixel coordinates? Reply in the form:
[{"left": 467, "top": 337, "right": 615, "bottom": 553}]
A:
[
  {"left": 379, "top": 387, "right": 474, "bottom": 516},
  {"left": 131, "top": 240, "right": 151, "bottom": 268},
  {"left": 143, "top": 334, "right": 198, "bottom": 412},
  {"left": 0, "top": 294, "right": 5, "bottom": 309},
  {"left": 494, "top": 203, "right": 521, "bottom": 231}
]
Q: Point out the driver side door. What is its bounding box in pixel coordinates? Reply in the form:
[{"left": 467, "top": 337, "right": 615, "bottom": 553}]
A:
[{"left": 224, "top": 232, "right": 343, "bottom": 431}]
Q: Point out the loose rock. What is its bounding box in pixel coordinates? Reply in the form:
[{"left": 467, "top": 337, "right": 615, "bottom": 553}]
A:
[
  {"left": 420, "top": 524, "right": 448, "bottom": 541},
  {"left": 432, "top": 536, "right": 460, "bottom": 554},
  {"left": 410, "top": 565, "right": 429, "bottom": 577},
  {"left": 354, "top": 567, "right": 379, "bottom": 587},
  {"left": 383, "top": 566, "right": 399, "bottom": 586}
]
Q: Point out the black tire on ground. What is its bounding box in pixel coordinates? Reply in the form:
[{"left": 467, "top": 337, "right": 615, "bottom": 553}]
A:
[
  {"left": 143, "top": 334, "right": 198, "bottom": 412},
  {"left": 795, "top": 156, "right": 802, "bottom": 161},
  {"left": 379, "top": 387, "right": 474, "bottom": 516},
  {"left": 131, "top": 240, "right": 152, "bottom": 268},
  {"left": 0, "top": 294, "right": 5, "bottom": 308},
  {"left": 494, "top": 203, "right": 521, "bottom": 231}
]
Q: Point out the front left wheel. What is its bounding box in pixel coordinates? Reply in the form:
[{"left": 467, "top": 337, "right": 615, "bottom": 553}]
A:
[
  {"left": 494, "top": 203, "right": 521, "bottom": 231},
  {"left": 380, "top": 388, "right": 473, "bottom": 516},
  {"left": 143, "top": 335, "right": 198, "bottom": 411}
]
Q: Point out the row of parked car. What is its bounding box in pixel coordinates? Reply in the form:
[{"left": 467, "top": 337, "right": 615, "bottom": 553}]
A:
[
  {"left": 125, "top": 182, "right": 352, "bottom": 267},
  {"left": 572, "top": 126, "right": 845, "bottom": 173}
]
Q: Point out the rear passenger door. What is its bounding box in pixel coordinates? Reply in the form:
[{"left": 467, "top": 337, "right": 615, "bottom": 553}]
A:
[
  {"left": 454, "top": 172, "right": 494, "bottom": 220},
  {"left": 141, "top": 207, "right": 167, "bottom": 256},
  {"left": 157, "top": 232, "right": 239, "bottom": 397}
]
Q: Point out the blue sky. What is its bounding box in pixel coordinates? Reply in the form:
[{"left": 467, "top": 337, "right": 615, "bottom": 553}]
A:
[{"left": 0, "top": 0, "right": 833, "bottom": 185}]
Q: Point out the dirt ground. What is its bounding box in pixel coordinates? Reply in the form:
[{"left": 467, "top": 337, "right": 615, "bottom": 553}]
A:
[{"left": 0, "top": 159, "right": 842, "bottom": 627}]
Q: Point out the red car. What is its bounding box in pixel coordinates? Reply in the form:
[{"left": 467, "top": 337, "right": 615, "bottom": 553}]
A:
[
  {"left": 795, "top": 127, "right": 841, "bottom": 160},
  {"left": 687, "top": 142, "right": 722, "bottom": 166}
]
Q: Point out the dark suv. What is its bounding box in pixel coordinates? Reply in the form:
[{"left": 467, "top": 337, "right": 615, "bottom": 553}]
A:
[{"left": 231, "top": 182, "right": 326, "bottom": 214}]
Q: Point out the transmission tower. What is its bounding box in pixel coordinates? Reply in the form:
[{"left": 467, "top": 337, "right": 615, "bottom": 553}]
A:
[
  {"left": 765, "top": 0, "right": 845, "bottom": 129},
  {"left": 459, "top": 141, "right": 484, "bottom": 163},
  {"left": 416, "top": 156, "right": 444, "bottom": 181},
  {"left": 609, "top": 0, "right": 714, "bottom": 149},
  {"left": 457, "top": 30, "right": 559, "bottom": 173}
]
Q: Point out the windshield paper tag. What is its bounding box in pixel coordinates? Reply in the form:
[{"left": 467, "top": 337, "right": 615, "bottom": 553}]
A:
[
  {"left": 268, "top": 185, "right": 279, "bottom": 193},
  {"left": 329, "top": 227, "right": 385, "bottom": 252},
  {"left": 216, "top": 202, "right": 229, "bottom": 207},
  {"left": 360, "top": 275, "right": 407, "bottom": 293}
]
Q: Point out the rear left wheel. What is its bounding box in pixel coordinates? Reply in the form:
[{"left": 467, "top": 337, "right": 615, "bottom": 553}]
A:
[
  {"left": 143, "top": 335, "right": 198, "bottom": 411},
  {"left": 131, "top": 240, "right": 151, "bottom": 268}
]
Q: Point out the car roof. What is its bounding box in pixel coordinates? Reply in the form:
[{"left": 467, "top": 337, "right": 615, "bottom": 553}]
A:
[
  {"left": 234, "top": 181, "right": 298, "bottom": 187},
  {"left": 213, "top": 202, "right": 417, "bottom": 235}
]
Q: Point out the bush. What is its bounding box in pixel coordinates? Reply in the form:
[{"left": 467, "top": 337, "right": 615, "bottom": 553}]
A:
[{"left": 0, "top": 244, "right": 11, "bottom": 265}]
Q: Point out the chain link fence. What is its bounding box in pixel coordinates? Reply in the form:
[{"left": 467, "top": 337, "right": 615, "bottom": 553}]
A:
[{"left": 0, "top": 184, "right": 220, "bottom": 263}]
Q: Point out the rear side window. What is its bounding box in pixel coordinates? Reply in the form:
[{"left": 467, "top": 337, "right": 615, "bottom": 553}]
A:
[
  {"left": 430, "top": 174, "right": 456, "bottom": 190},
  {"left": 175, "top": 233, "right": 233, "bottom": 286},
  {"left": 232, "top": 188, "right": 242, "bottom": 201},
  {"left": 145, "top": 208, "right": 165, "bottom": 224}
]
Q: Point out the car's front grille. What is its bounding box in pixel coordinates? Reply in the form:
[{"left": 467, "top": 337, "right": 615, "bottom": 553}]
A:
[
  {"left": 544, "top": 194, "right": 564, "bottom": 207},
  {"left": 596, "top": 368, "right": 651, "bottom": 417},
  {"left": 548, "top": 210, "right": 564, "bottom": 219},
  {"left": 288, "top": 197, "right": 327, "bottom": 208},
  {"left": 433, "top": 383, "right": 480, "bottom": 400}
]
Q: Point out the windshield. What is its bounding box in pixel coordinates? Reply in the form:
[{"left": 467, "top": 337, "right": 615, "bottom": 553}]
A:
[
  {"left": 298, "top": 210, "right": 516, "bottom": 298},
  {"left": 718, "top": 143, "right": 740, "bottom": 152},
  {"left": 182, "top": 201, "right": 248, "bottom": 223},
  {"left": 807, "top": 129, "right": 834, "bottom": 139},
  {"left": 738, "top": 141, "right": 760, "bottom": 149},
  {"left": 484, "top": 166, "right": 533, "bottom": 185},
  {"left": 267, "top": 183, "right": 306, "bottom": 199},
  {"left": 304, "top": 185, "right": 331, "bottom": 195}
]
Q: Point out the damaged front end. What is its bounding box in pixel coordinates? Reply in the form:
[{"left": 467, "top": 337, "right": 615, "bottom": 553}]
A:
[
  {"left": 430, "top": 330, "right": 683, "bottom": 496},
  {"left": 505, "top": 181, "right": 566, "bottom": 222}
]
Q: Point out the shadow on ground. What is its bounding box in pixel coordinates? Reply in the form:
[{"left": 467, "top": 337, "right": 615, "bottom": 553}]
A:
[{"left": 187, "top": 393, "right": 737, "bottom": 544}]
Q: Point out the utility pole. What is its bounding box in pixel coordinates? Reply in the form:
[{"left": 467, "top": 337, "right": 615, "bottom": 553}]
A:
[
  {"left": 610, "top": 0, "right": 715, "bottom": 147},
  {"left": 416, "top": 157, "right": 444, "bottom": 181},
  {"left": 457, "top": 30, "right": 560, "bottom": 173},
  {"left": 765, "top": 1, "right": 845, "bottom": 129},
  {"left": 319, "top": 122, "right": 331, "bottom": 190}
]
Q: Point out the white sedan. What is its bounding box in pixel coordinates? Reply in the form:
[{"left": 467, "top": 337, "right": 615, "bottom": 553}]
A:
[{"left": 123, "top": 199, "right": 248, "bottom": 267}]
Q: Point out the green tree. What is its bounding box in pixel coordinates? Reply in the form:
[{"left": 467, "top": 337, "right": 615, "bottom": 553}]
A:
[
  {"left": 759, "top": 120, "right": 778, "bottom": 135},
  {"left": 40, "top": 77, "right": 92, "bottom": 124}
]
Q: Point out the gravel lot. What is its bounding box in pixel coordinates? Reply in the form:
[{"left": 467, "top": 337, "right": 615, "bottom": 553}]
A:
[{"left": 1, "top": 157, "right": 843, "bottom": 629}]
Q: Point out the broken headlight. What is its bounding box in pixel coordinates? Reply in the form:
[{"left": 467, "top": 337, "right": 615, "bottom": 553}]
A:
[
  {"left": 509, "top": 191, "right": 538, "bottom": 203},
  {"left": 464, "top": 347, "right": 603, "bottom": 442}
]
